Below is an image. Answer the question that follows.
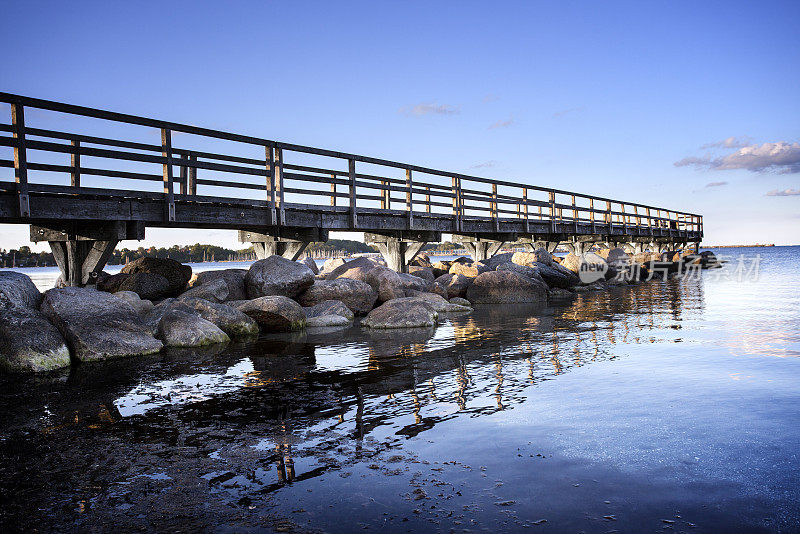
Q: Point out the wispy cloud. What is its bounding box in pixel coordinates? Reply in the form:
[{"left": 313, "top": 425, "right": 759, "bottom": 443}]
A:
[
  {"left": 552, "top": 107, "right": 583, "bottom": 119},
  {"left": 400, "top": 102, "right": 459, "bottom": 116},
  {"left": 765, "top": 188, "right": 800, "bottom": 197},
  {"left": 675, "top": 141, "right": 800, "bottom": 174},
  {"left": 705, "top": 181, "right": 728, "bottom": 187},
  {"left": 482, "top": 94, "right": 499, "bottom": 103},
  {"left": 488, "top": 117, "right": 514, "bottom": 130},
  {"left": 700, "top": 136, "right": 751, "bottom": 150},
  {"left": 471, "top": 160, "right": 498, "bottom": 169}
]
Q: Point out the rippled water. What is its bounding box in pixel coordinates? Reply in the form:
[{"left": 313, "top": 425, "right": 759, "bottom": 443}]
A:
[{"left": 1, "top": 247, "right": 798, "bottom": 532}]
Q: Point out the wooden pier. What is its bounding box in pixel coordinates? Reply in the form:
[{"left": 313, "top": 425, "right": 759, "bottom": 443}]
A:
[{"left": 0, "top": 93, "right": 702, "bottom": 284}]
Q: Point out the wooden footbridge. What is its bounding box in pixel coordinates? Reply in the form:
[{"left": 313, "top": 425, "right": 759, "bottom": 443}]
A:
[{"left": 0, "top": 93, "right": 702, "bottom": 284}]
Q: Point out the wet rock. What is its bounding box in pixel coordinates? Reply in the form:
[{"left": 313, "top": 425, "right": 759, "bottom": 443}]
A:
[
  {"left": 408, "top": 266, "right": 435, "bottom": 282},
  {"left": 113, "top": 290, "right": 154, "bottom": 316},
  {"left": 466, "top": 271, "right": 548, "bottom": 304},
  {"left": 449, "top": 261, "right": 488, "bottom": 278},
  {"left": 158, "top": 309, "right": 230, "bottom": 347},
  {"left": 301, "top": 257, "right": 320, "bottom": 275},
  {"left": 0, "top": 304, "right": 71, "bottom": 372},
  {"left": 700, "top": 250, "right": 721, "bottom": 268},
  {"left": 297, "top": 278, "right": 378, "bottom": 315},
  {"left": 235, "top": 296, "right": 307, "bottom": 331},
  {"left": 0, "top": 271, "right": 41, "bottom": 309},
  {"left": 449, "top": 297, "right": 471, "bottom": 307},
  {"left": 434, "top": 273, "right": 472, "bottom": 299},
  {"left": 117, "top": 271, "right": 173, "bottom": 300},
  {"left": 186, "top": 269, "right": 247, "bottom": 301},
  {"left": 303, "top": 299, "right": 354, "bottom": 321},
  {"left": 40, "top": 287, "right": 162, "bottom": 362},
  {"left": 512, "top": 248, "right": 553, "bottom": 267},
  {"left": 121, "top": 257, "right": 192, "bottom": 294},
  {"left": 178, "top": 297, "right": 259, "bottom": 339},
  {"left": 307, "top": 314, "right": 351, "bottom": 327},
  {"left": 596, "top": 247, "right": 630, "bottom": 270},
  {"left": 96, "top": 271, "right": 130, "bottom": 293},
  {"left": 362, "top": 297, "right": 439, "bottom": 329},
  {"left": 496, "top": 262, "right": 547, "bottom": 288},
  {"left": 533, "top": 262, "right": 580, "bottom": 289},
  {"left": 403, "top": 291, "right": 472, "bottom": 312},
  {"left": 548, "top": 287, "right": 576, "bottom": 299},
  {"left": 245, "top": 255, "right": 315, "bottom": 299}
]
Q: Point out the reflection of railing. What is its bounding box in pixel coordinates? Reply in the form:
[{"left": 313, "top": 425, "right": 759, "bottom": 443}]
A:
[{"left": 0, "top": 92, "right": 701, "bottom": 239}]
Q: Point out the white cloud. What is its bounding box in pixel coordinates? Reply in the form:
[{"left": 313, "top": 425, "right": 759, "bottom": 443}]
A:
[
  {"left": 705, "top": 181, "right": 728, "bottom": 187},
  {"left": 401, "top": 103, "right": 459, "bottom": 116},
  {"left": 471, "top": 160, "right": 498, "bottom": 169},
  {"left": 675, "top": 142, "right": 800, "bottom": 174},
  {"left": 488, "top": 117, "right": 514, "bottom": 129},
  {"left": 552, "top": 107, "right": 583, "bottom": 118},
  {"left": 765, "top": 188, "right": 800, "bottom": 197},
  {"left": 700, "top": 136, "right": 751, "bottom": 150}
]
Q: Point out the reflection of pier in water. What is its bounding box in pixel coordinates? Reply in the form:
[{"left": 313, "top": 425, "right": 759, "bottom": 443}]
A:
[{"left": 0, "top": 278, "right": 705, "bottom": 502}]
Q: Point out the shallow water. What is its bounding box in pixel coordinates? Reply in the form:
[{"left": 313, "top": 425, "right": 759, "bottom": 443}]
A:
[{"left": 1, "top": 247, "right": 798, "bottom": 532}]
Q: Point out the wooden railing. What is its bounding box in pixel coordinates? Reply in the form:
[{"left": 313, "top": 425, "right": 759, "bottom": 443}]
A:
[{"left": 0, "top": 92, "right": 702, "bottom": 237}]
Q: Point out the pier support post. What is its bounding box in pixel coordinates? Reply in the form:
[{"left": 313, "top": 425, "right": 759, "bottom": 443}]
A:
[
  {"left": 30, "top": 221, "right": 144, "bottom": 286},
  {"left": 365, "top": 231, "right": 441, "bottom": 273},
  {"left": 452, "top": 233, "right": 515, "bottom": 262},
  {"left": 239, "top": 228, "right": 328, "bottom": 261},
  {"left": 533, "top": 240, "right": 559, "bottom": 253}
]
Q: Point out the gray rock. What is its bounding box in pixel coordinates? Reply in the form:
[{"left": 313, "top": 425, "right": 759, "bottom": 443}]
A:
[
  {"left": 531, "top": 262, "right": 580, "bottom": 289},
  {"left": 325, "top": 256, "right": 379, "bottom": 281},
  {"left": 179, "top": 277, "right": 230, "bottom": 303},
  {"left": 158, "top": 309, "right": 230, "bottom": 347},
  {"left": 431, "top": 261, "right": 452, "bottom": 277},
  {"left": 235, "top": 296, "right": 307, "bottom": 331},
  {"left": 512, "top": 249, "right": 553, "bottom": 267},
  {"left": 0, "top": 271, "right": 41, "bottom": 309},
  {"left": 178, "top": 297, "right": 259, "bottom": 339},
  {"left": 320, "top": 257, "right": 347, "bottom": 274},
  {"left": 408, "top": 266, "right": 435, "bottom": 282},
  {"left": 398, "top": 272, "right": 433, "bottom": 293},
  {"left": 409, "top": 253, "right": 432, "bottom": 268},
  {"left": 121, "top": 257, "right": 192, "bottom": 294},
  {"left": 403, "top": 291, "right": 472, "bottom": 312},
  {"left": 430, "top": 282, "right": 449, "bottom": 299},
  {"left": 302, "top": 257, "right": 320, "bottom": 275},
  {"left": 548, "top": 288, "right": 575, "bottom": 299},
  {"left": 245, "top": 255, "right": 315, "bottom": 299},
  {"left": 481, "top": 252, "right": 514, "bottom": 270},
  {"left": 307, "top": 314, "right": 351, "bottom": 327},
  {"left": 449, "top": 297, "right": 472, "bottom": 307},
  {"left": 434, "top": 273, "right": 472, "bottom": 299},
  {"left": 40, "top": 287, "right": 162, "bottom": 362},
  {"left": 496, "top": 262, "right": 547, "bottom": 287},
  {"left": 96, "top": 272, "right": 130, "bottom": 293},
  {"left": 0, "top": 304, "right": 71, "bottom": 372},
  {"left": 117, "top": 272, "right": 172, "bottom": 301},
  {"left": 297, "top": 278, "right": 378, "bottom": 315},
  {"left": 362, "top": 297, "right": 439, "bottom": 329},
  {"left": 364, "top": 266, "right": 406, "bottom": 302},
  {"left": 186, "top": 269, "right": 247, "bottom": 301},
  {"left": 303, "top": 300, "right": 354, "bottom": 321},
  {"left": 114, "top": 291, "right": 154, "bottom": 316},
  {"left": 465, "top": 271, "right": 548, "bottom": 304}
]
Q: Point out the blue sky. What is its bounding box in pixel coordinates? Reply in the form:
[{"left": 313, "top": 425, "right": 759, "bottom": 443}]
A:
[{"left": 1, "top": 0, "right": 798, "bottom": 248}]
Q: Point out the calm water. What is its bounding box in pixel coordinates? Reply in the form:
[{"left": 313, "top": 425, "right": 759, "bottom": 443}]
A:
[{"left": 1, "top": 247, "right": 799, "bottom": 532}]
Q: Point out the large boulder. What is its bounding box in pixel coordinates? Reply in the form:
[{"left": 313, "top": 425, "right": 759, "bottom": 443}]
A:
[
  {"left": 361, "top": 297, "right": 439, "bottom": 329},
  {"left": 113, "top": 291, "right": 154, "bottom": 316},
  {"left": 512, "top": 248, "right": 553, "bottom": 267},
  {"left": 465, "top": 271, "right": 548, "bottom": 304},
  {"left": 178, "top": 277, "right": 230, "bottom": 303},
  {"left": 297, "top": 278, "right": 378, "bottom": 315},
  {"left": 301, "top": 257, "right": 320, "bottom": 275},
  {"left": 117, "top": 272, "right": 172, "bottom": 301},
  {"left": 434, "top": 273, "right": 472, "bottom": 299},
  {"left": 364, "top": 266, "right": 406, "bottom": 302},
  {"left": 325, "top": 256, "right": 379, "bottom": 282},
  {"left": 481, "top": 252, "right": 514, "bottom": 270},
  {"left": 96, "top": 272, "right": 130, "bottom": 293},
  {"left": 532, "top": 262, "right": 580, "bottom": 289},
  {"left": 431, "top": 261, "right": 452, "bottom": 278},
  {"left": 0, "top": 304, "right": 71, "bottom": 372},
  {"left": 408, "top": 266, "right": 435, "bottom": 282},
  {"left": 307, "top": 314, "right": 351, "bottom": 327},
  {"left": 409, "top": 252, "right": 432, "bottom": 268},
  {"left": 0, "top": 271, "right": 41, "bottom": 309},
  {"left": 320, "top": 257, "right": 346, "bottom": 275},
  {"left": 449, "top": 261, "right": 488, "bottom": 278},
  {"left": 402, "top": 291, "right": 472, "bottom": 313},
  {"left": 40, "top": 287, "right": 162, "bottom": 362},
  {"left": 178, "top": 297, "right": 259, "bottom": 339},
  {"left": 398, "top": 272, "right": 433, "bottom": 293},
  {"left": 158, "top": 309, "right": 230, "bottom": 347},
  {"left": 245, "top": 255, "right": 315, "bottom": 299},
  {"left": 496, "top": 262, "right": 548, "bottom": 289},
  {"left": 303, "top": 300, "right": 354, "bottom": 321},
  {"left": 235, "top": 296, "right": 306, "bottom": 331},
  {"left": 700, "top": 250, "right": 721, "bottom": 268},
  {"left": 186, "top": 269, "right": 247, "bottom": 301},
  {"left": 121, "top": 257, "right": 192, "bottom": 295}
]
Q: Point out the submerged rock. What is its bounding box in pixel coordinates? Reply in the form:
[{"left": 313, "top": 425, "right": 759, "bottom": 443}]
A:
[
  {"left": 40, "top": 287, "right": 162, "bottom": 362},
  {"left": 246, "top": 255, "right": 315, "bottom": 299},
  {"left": 547, "top": 288, "right": 576, "bottom": 299},
  {"left": 0, "top": 271, "right": 41, "bottom": 309},
  {"left": 121, "top": 257, "right": 192, "bottom": 295},
  {"left": 306, "top": 314, "right": 351, "bottom": 327},
  {"left": 303, "top": 300, "right": 354, "bottom": 321},
  {"left": 449, "top": 297, "right": 472, "bottom": 307},
  {"left": 403, "top": 291, "right": 472, "bottom": 313},
  {"left": 362, "top": 297, "right": 439, "bottom": 329},
  {"left": 297, "top": 278, "right": 378, "bottom": 315},
  {"left": 466, "top": 271, "right": 548, "bottom": 304},
  {"left": 0, "top": 304, "right": 71, "bottom": 372},
  {"left": 178, "top": 297, "right": 259, "bottom": 339},
  {"left": 158, "top": 309, "right": 230, "bottom": 347},
  {"left": 235, "top": 296, "right": 307, "bottom": 331}
]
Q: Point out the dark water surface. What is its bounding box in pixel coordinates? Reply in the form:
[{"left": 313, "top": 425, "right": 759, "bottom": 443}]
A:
[{"left": 1, "top": 247, "right": 799, "bottom": 532}]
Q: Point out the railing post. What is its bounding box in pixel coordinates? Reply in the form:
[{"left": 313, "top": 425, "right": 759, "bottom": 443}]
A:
[
  {"left": 523, "top": 187, "right": 529, "bottom": 233},
  {"left": 571, "top": 194, "right": 577, "bottom": 233},
  {"left": 179, "top": 155, "right": 188, "bottom": 195},
  {"left": 161, "top": 128, "right": 176, "bottom": 222},
  {"left": 589, "top": 198, "right": 595, "bottom": 233},
  {"left": 70, "top": 139, "right": 81, "bottom": 188},
  {"left": 348, "top": 158, "right": 357, "bottom": 228},
  {"left": 425, "top": 186, "right": 431, "bottom": 213},
  {"left": 606, "top": 201, "right": 612, "bottom": 234},
  {"left": 406, "top": 168, "right": 413, "bottom": 230},
  {"left": 266, "top": 146, "right": 276, "bottom": 225},
  {"left": 330, "top": 176, "right": 336, "bottom": 207},
  {"left": 549, "top": 191, "right": 556, "bottom": 233},
  {"left": 188, "top": 153, "right": 197, "bottom": 196},
  {"left": 275, "top": 146, "right": 285, "bottom": 226},
  {"left": 492, "top": 183, "right": 499, "bottom": 232},
  {"left": 10, "top": 102, "right": 30, "bottom": 217},
  {"left": 451, "top": 176, "right": 461, "bottom": 232}
]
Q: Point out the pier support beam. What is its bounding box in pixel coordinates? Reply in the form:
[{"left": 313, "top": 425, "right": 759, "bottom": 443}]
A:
[
  {"left": 365, "top": 231, "right": 441, "bottom": 273},
  {"left": 533, "top": 241, "right": 560, "bottom": 253},
  {"left": 239, "top": 228, "right": 328, "bottom": 261},
  {"left": 452, "top": 233, "right": 515, "bottom": 262},
  {"left": 30, "top": 221, "right": 144, "bottom": 286}
]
